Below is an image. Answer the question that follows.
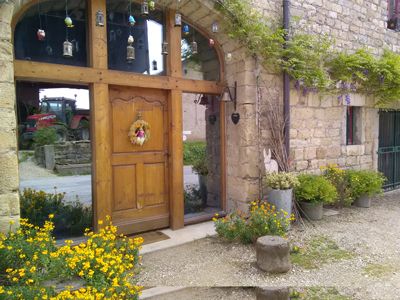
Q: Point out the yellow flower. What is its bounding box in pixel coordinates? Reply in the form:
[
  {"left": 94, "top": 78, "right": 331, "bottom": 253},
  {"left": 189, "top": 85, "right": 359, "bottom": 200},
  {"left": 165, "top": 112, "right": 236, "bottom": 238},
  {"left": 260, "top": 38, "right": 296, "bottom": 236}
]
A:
[
  {"left": 98, "top": 220, "right": 104, "bottom": 225},
  {"left": 48, "top": 214, "right": 54, "bottom": 219},
  {"left": 0, "top": 286, "right": 4, "bottom": 294}
]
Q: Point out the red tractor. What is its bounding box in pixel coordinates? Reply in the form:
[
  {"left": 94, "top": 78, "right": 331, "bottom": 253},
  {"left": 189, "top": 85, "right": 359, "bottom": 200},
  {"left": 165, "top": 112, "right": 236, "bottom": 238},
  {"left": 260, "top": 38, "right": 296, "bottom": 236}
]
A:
[{"left": 19, "top": 97, "right": 90, "bottom": 149}]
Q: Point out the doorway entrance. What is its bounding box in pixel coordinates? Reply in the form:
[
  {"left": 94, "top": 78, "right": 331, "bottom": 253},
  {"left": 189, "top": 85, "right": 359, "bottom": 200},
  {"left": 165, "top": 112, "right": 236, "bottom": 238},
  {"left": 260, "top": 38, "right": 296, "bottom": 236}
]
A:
[{"left": 13, "top": 0, "right": 225, "bottom": 235}]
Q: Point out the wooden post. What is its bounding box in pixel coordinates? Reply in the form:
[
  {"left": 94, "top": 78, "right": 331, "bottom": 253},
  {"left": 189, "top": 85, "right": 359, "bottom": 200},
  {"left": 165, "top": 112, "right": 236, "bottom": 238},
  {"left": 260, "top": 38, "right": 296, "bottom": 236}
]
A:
[
  {"left": 88, "top": 0, "right": 108, "bottom": 69},
  {"left": 166, "top": 9, "right": 182, "bottom": 77}
]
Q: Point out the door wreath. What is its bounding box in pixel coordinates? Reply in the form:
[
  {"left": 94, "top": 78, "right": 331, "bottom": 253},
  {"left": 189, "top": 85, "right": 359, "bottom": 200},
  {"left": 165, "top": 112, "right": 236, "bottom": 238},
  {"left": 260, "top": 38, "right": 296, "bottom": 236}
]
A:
[{"left": 128, "top": 116, "right": 151, "bottom": 146}]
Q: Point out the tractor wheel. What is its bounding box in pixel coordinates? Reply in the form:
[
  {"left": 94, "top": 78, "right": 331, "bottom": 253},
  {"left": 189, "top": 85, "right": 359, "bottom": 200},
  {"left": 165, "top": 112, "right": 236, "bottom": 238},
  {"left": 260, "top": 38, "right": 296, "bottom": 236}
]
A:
[{"left": 77, "top": 120, "right": 90, "bottom": 140}]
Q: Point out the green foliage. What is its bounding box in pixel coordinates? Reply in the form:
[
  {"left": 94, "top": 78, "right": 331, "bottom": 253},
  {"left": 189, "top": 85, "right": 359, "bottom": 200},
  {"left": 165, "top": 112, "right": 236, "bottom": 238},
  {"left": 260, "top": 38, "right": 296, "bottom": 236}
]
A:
[
  {"left": 32, "top": 127, "right": 57, "bottom": 147},
  {"left": 217, "top": 0, "right": 400, "bottom": 106},
  {"left": 290, "top": 236, "right": 353, "bottom": 269},
  {"left": 321, "top": 164, "right": 352, "bottom": 207},
  {"left": 264, "top": 172, "right": 299, "bottom": 190},
  {"left": 214, "top": 201, "right": 293, "bottom": 244},
  {"left": 183, "top": 141, "right": 206, "bottom": 166},
  {"left": 20, "top": 189, "right": 92, "bottom": 238},
  {"left": 295, "top": 174, "right": 337, "bottom": 205},
  {"left": 184, "top": 185, "right": 204, "bottom": 214},
  {"left": 346, "top": 170, "right": 385, "bottom": 199},
  {"left": 191, "top": 146, "right": 208, "bottom": 176}
]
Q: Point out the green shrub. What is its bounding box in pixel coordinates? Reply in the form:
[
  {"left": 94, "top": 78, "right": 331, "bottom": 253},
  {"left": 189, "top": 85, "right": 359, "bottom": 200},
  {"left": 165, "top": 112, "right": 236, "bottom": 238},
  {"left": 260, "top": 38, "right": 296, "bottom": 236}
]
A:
[
  {"left": 184, "top": 185, "right": 204, "bottom": 214},
  {"left": 214, "top": 201, "right": 293, "bottom": 244},
  {"left": 321, "top": 164, "right": 352, "bottom": 207},
  {"left": 265, "top": 172, "right": 299, "bottom": 190},
  {"left": 295, "top": 174, "right": 337, "bottom": 205},
  {"left": 183, "top": 141, "right": 206, "bottom": 166},
  {"left": 20, "top": 189, "right": 92, "bottom": 238},
  {"left": 347, "top": 170, "right": 385, "bottom": 199},
  {"left": 32, "top": 127, "right": 57, "bottom": 147}
]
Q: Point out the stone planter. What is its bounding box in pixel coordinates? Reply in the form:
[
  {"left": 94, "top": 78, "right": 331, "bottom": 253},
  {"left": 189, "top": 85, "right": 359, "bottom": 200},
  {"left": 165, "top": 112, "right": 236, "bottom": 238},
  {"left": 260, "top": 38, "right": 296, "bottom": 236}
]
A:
[
  {"left": 267, "top": 188, "right": 293, "bottom": 217},
  {"left": 353, "top": 194, "right": 371, "bottom": 208},
  {"left": 299, "top": 201, "right": 323, "bottom": 220},
  {"left": 198, "top": 175, "right": 208, "bottom": 206}
]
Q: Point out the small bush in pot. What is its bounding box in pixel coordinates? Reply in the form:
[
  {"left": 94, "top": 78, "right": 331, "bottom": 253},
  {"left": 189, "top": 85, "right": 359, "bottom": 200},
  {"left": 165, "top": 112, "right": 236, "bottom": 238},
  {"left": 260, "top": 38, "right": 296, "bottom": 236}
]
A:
[
  {"left": 295, "top": 174, "right": 337, "bottom": 220},
  {"left": 321, "top": 164, "right": 352, "bottom": 208},
  {"left": 347, "top": 170, "right": 385, "bottom": 208},
  {"left": 264, "top": 172, "right": 299, "bottom": 219}
]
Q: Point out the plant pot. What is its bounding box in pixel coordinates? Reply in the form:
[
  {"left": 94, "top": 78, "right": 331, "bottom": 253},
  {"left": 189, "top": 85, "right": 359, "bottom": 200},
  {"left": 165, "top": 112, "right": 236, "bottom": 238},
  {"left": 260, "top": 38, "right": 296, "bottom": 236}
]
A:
[
  {"left": 267, "top": 188, "right": 293, "bottom": 217},
  {"left": 353, "top": 194, "right": 371, "bottom": 208},
  {"left": 198, "top": 175, "right": 208, "bottom": 206},
  {"left": 299, "top": 201, "right": 323, "bottom": 221}
]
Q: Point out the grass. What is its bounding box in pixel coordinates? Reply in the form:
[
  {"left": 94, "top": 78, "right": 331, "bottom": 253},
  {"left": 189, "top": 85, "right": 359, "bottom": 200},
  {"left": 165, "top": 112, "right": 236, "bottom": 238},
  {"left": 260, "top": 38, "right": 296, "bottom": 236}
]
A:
[
  {"left": 291, "top": 287, "right": 352, "bottom": 300},
  {"left": 18, "top": 150, "right": 34, "bottom": 163},
  {"left": 291, "top": 236, "right": 353, "bottom": 269},
  {"left": 183, "top": 141, "right": 206, "bottom": 166},
  {"left": 363, "top": 263, "right": 396, "bottom": 278}
]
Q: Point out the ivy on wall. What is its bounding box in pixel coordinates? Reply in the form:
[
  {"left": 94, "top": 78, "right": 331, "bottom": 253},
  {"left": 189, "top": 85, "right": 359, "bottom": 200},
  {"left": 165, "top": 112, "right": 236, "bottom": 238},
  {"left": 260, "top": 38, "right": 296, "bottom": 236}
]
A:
[{"left": 215, "top": 0, "right": 400, "bottom": 107}]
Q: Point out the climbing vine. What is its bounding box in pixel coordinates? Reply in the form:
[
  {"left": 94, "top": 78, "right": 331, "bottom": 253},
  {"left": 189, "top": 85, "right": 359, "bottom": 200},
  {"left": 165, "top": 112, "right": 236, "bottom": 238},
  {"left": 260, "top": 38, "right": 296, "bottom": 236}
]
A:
[{"left": 215, "top": 0, "right": 400, "bottom": 107}]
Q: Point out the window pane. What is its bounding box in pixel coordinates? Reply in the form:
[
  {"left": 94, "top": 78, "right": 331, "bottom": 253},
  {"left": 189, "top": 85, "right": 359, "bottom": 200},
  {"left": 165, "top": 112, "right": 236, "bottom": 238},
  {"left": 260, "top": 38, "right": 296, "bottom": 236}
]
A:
[
  {"left": 107, "top": 1, "right": 166, "bottom": 75},
  {"left": 181, "top": 22, "right": 221, "bottom": 81},
  {"left": 14, "top": 0, "right": 87, "bottom": 67}
]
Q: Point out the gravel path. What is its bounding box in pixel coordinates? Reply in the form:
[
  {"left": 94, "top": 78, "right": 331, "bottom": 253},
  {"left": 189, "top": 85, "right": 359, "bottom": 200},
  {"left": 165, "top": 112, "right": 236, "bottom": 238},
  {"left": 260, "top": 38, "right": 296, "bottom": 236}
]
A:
[
  {"left": 19, "top": 157, "right": 57, "bottom": 180},
  {"left": 139, "top": 191, "right": 400, "bottom": 300}
]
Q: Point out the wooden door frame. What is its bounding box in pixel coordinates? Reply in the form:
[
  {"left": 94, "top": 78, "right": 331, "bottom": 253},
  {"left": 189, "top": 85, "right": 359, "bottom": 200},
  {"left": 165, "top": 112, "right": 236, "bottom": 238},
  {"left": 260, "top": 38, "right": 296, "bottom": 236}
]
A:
[{"left": 12, "top": 0, "right": 227, "bottom": 231}]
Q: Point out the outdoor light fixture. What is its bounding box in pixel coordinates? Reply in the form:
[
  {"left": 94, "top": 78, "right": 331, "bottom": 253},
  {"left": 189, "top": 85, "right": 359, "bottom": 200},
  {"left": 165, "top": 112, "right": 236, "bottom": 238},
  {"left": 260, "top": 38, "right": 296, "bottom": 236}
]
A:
[
  {"left": 220, "top": 82, "right": 240, "bottom": 125},
  {"left": 191, "top": 41, "right": 198, "bottom": 55},
  {"left": 127, "top": 35, "right": 135, "bottom": 62},
  {"left": 212, "top": 21, "right": 219, "bottom": 33},
  {"left": 63, "top": 40, "right": 73, "bottom": 57},
  {"left": 141, "top": 1, "right": 149, "bottom": 16},
  {"left": 175, "top": 13, "right": 182, "bottom": 26},
  {"left": 162, "top": 41, "right": 169, "bottom": 55},
  {"left": 96, "top": 10, "right": 105, "bottom": 26}
]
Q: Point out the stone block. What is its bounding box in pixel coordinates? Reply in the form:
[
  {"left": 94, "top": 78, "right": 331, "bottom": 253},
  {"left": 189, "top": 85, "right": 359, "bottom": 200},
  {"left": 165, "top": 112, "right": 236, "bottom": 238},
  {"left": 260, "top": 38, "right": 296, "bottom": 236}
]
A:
[
  {"left": 0, "top": 130, "right": 17, "bottom": 151},
  {"left": 316, "top": 147, "right": 327, "bottom": 159},
  {"left": 0, "top": 151, "right": 19, "bottom": 193},
  {"left": 326, "top": 146, "right": 341, "bottom": 158},
  {"left": 256, "top": 235, "right": 291, "bottom": 273},
  {"left": 295, "top": 160, "right": 309, "bottom": 171},
  {"left": 0, "top": 193, "right": 19, "bottom": 216},
  {"left": 346, "top": 145, "right": 365, "bottom": 156},
  {"left": 0, "top": 215, "right": 19, "bottom": 233},
  {"left": 304, "top": 147, "right": 317, "bottom": 160},
  {"left": 0, "top": 82, "right": 16, "bottom": 109},
  {"left": 0, "top": 60, "right": 13, "bottom": 82},
  {"left": 256, "top": 287, "right": 290, "bottom": 300},
  {"left": 291, "top": 148, "right": 304, "bottom": 161}
]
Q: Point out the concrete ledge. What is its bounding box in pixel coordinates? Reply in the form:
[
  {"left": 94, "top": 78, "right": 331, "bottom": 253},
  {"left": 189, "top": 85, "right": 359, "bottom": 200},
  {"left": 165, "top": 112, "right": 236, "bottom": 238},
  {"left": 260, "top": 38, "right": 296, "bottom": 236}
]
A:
[
  {"left": 140, "top": 287, "right": 186, "bottom": 299},
  {"left": 141, "top": 221, "right": 216, "bottom": 254}
]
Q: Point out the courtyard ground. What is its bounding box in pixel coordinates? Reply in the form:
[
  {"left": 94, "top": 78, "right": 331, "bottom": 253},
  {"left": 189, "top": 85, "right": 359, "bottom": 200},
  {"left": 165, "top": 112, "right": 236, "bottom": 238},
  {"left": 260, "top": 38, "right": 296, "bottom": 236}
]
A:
[{"left": 139, "top": 190, "right": 400, "bottom": 300}]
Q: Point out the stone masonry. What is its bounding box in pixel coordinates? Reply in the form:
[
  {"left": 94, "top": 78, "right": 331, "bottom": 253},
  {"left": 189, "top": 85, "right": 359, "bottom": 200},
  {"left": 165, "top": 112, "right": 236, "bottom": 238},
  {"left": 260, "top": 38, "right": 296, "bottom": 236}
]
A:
[{"left": 1, "top": 0, "right": 400, "bottom": 230}]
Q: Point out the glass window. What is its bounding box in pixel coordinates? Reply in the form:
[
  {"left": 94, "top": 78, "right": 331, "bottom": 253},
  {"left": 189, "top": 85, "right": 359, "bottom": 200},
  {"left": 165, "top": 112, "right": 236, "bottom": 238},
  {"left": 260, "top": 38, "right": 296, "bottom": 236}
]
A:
[
  {"left": 346, "top": 106, "right": 362, "bottom": 145},
  {"left": 107, "top": 1, "right": 166, "bottom": 75},
  {"left": 14, "top": 0, "right": 87, "bottom": 66},
  {"left": 181, "top": 22, "right": 220, "bottom": 81}
]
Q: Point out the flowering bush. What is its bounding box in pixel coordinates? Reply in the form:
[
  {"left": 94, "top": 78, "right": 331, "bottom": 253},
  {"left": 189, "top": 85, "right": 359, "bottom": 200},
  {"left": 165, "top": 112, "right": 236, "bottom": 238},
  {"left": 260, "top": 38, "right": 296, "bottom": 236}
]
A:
[
  {"left": 213, "top": 201, "right": 294, "bottom": 244},
  {"left": 321, "top": 164, "right": 352, "bottom": 207},
  {"left": 346, "top": 170, "right": 385, "bottom": 200},
  {"left": 295, "top": 174, "right": 338, "bottom": 205},
  {"left": 0, "top": 216, "right": 142, "bottom": 299},
  {"left": 265, "top": 172, "right": 299, "bottom": 190}
]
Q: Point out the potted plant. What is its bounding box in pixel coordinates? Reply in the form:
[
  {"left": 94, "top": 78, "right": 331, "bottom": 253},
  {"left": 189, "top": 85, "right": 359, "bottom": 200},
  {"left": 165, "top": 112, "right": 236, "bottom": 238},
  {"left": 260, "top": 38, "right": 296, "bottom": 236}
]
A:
[
  {"left": 347, "top": 170, "right": 385, "bottom": 208},
  {"left": 192, "top": 155, "right": 208, "bottom": 205},
  {"left": 295, "top": 174, "right": 337, "bottom": 220},
  {"left": 264, "top": 172, "right": 299, "bottom": 218}
]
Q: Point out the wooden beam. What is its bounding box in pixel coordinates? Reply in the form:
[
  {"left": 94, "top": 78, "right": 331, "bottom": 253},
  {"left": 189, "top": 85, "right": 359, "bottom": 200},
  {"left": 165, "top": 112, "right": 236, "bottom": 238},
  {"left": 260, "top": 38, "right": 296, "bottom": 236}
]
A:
[
  {"left": 14, "top": 60, "right": 223, "bottom": 95},
  {"left": 166, "top": 9, "right": 182, "bottom": 78},
  {"left": 168, "top": 89, "right": 184, "bottom": 230},
  {"left": 91, "top": 83, "right": 113, "bottom": 230},
  {"left": 88, "top": 0, "right": 108, "bottom": 69}
]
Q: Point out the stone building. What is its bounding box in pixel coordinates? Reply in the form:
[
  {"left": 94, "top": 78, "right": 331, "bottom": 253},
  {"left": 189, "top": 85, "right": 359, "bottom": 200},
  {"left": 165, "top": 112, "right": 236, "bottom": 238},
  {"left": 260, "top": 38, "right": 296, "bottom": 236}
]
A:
[{"left": 0, "top": 0, "right": 399, "bottom": 233}]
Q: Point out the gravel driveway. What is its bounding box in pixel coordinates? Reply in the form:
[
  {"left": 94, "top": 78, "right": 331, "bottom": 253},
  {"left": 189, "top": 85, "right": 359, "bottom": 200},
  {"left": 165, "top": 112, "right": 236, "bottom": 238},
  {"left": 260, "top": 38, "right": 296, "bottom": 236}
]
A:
[{"left": 139, "top": 191, "right": 400, "bottom": 300}]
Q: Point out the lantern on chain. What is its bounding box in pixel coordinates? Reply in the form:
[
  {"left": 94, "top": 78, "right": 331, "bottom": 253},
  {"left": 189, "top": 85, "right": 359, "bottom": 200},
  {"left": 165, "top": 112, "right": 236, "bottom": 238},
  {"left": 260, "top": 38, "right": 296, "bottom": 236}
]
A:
[
  {"left": 63, "top": 40, "right": 73, "bottom": 57},
  {"left": 162, "top": 41, "right": 169, "bottom": 55},
  {"left": 96, "top": 10, "right": 105, "bottom": 26},
  {"left": 127, "top": 35, "right": 135, "bottom": 62},
  {"left": 141, "top": 1, "right": 149, "bottom": 16},
  {"left": 152, "top": 60, "right": 158, "bottom": 71},
  {"left": 209, "top": 38, "right": 215, "bottom": 47},
  {"left": 212, "top": 21, "right": 219, "bottom": 33},
  {"left": 175, "top": 12, "right": 182, "bottom": 26},
  {"left": 183, "top": 24, "right": 190, "bottom": 36},
  {"left": 37, "top": 29, "right": 46, "bottom": 41},
  {"left": 191, "top": 40, "right": 198, "bottom": 55}
]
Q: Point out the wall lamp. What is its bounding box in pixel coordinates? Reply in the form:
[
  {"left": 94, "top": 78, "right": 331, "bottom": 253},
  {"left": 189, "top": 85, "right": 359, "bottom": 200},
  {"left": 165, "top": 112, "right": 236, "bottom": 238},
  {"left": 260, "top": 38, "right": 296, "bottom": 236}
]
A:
[{"left": 220, "top": 82, "right": 240, "bottom": 125}]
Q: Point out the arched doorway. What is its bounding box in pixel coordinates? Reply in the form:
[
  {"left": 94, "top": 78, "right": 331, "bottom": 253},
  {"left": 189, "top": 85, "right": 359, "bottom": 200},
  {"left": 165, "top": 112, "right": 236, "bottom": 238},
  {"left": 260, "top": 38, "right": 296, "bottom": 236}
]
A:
[{"left": 12, "top": 0, "right": 225, "bottom": 235}]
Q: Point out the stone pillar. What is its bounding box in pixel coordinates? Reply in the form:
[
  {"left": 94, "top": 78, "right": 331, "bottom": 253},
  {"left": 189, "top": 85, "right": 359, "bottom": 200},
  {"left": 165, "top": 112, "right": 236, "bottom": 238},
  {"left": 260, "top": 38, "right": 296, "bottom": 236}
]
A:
[{"left": 0, "top": 2, "right": 20, "bottom": 232}]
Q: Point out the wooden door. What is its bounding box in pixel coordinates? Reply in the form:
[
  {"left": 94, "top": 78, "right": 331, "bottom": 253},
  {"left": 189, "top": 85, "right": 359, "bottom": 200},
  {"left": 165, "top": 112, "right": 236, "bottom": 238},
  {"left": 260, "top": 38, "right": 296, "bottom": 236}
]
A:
[{"left": 107, "top": 86, "right": 169, "bottom": 234}]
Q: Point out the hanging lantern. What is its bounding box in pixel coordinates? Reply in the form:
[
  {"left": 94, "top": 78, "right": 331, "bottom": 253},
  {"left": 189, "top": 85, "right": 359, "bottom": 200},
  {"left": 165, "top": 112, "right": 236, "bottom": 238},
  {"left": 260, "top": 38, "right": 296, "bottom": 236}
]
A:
[
  {"left": 127, "top": 35, "right": 135, "bottom": 62},
  {"left": 96, "top": 10, "right": 105, "bottom": 27},
  {"left": 64, "top": 16, "right": 74, "bottom": 28},
  {"left": 152, "top": 60, "right": 158, "bottom": 71},
  {"left": 212, "top": 21, "right": 219, "bottom": 33},
  {"left": 199, "top": 95, "right": 209, "bottom": 106},
  {"left": 37, "top": 29, "right": 46, "bottom": 41},
  {"left": 191, "top": 41, "right": 198, "bottom": 55},
  {"left": 209, "top": 38, "right": 215, "bottom": 47},
  {"left": 183, "top": 24, "right": 190, "bottom": 35},
  {"left": 141, "top": 1, "right": 149, "bottom": 16},
  {"left": 63, "top": 40, "right": 73, "bottom": 58},
  {"left": 162, "top": 41, "right": 168, "bottom": 55},
  {"left": 148, "top": 0, "right": 155, "bottom": 10},
  {"left": 175, "top": 13, "right": 182, "bottom": 27},
  {"left": 226, "top": 52, "right": 232, "bottom": 62},
  {"left": 231, "top": 112, "right": 240, "bottom": 125},
  {"left": 128, "top": 15, "right": 136, "bottom": 26}
]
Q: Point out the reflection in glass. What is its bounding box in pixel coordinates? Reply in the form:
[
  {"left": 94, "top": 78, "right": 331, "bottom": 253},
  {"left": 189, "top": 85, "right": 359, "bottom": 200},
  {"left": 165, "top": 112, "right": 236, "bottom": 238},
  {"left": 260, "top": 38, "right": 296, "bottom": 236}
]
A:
[
  {"left": 14, "top": 0, "right": 87, "bottom": 67},
  {"left": 181, "top": 22, "right": 220, "bottom": 81},
  {"left": 107, "top": 1, "right": 165, "bottom": 75}
]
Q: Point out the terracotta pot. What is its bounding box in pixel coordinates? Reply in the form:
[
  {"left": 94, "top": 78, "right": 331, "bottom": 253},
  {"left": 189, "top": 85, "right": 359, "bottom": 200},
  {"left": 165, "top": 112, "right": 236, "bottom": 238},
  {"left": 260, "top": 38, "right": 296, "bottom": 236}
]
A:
[
  {"left": 299, "top": 201, "right": 323, "bottom": 220},
  {"left": 353, "top": 194, "right": 371, "bottom": 208}
]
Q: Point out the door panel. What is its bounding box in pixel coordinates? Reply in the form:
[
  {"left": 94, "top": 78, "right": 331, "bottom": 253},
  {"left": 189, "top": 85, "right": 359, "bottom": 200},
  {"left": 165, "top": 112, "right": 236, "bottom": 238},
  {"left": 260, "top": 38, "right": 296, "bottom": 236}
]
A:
[{"left": 108, "top": 86, "right": 169, "bottom": 234}]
